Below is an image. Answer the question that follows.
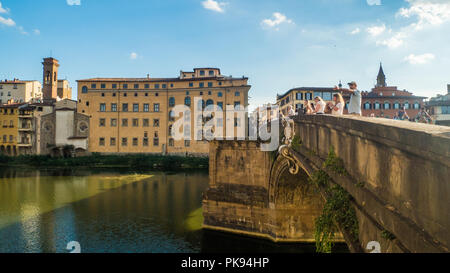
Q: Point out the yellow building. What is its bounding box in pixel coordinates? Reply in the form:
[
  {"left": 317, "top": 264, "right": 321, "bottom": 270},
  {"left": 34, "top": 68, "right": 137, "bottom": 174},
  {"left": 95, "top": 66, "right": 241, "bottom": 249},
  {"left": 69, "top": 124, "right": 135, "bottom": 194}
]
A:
[
  {"left": 0, "top": 103, "right": 21, "bottom": 156},
  {"left": 77, "top": 68, "right": 251, "bottom": 156},
  {"left": 277, "top": 87, "right": 338, "bottom": 115}
]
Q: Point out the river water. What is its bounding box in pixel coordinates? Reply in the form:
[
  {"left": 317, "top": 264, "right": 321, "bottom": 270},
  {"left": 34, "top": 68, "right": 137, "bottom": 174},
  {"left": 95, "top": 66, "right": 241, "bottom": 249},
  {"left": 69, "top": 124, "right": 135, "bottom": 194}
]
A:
[{"left": 0, "top": 167, "right": 347, "bottom": 253}]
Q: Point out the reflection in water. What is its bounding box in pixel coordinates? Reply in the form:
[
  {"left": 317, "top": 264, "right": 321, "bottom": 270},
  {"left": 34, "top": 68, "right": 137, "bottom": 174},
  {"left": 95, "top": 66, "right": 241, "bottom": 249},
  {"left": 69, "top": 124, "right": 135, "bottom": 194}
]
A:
[{"left": 0, "top": 167, "right": 348, "bottom": 253}]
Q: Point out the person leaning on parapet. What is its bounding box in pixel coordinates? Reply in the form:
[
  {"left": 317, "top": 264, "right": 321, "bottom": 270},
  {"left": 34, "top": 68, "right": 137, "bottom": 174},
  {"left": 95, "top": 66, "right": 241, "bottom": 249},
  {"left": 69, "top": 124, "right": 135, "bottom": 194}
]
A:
[
  {"left": 327, "top": 93, "right": 345, "bottom": 116},
  {"left": 334, "top": 81, "right": 362, "bottom": 116}
]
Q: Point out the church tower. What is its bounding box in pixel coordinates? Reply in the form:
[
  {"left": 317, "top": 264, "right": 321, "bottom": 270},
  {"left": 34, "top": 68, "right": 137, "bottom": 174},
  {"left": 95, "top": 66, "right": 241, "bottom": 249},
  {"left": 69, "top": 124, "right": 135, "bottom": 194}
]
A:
[
  {"left": 376, "top": 62, "right": 387, "bottom": 88},
  {"left": 42, "top": 57, "right": 60, "bottom": 102}
]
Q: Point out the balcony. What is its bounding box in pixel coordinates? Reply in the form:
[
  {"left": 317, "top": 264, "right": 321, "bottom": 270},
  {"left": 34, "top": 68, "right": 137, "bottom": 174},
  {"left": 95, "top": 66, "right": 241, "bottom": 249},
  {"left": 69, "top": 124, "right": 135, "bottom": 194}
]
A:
[{"left": 18, "top": 125, "right": 33, "bottom": 131}]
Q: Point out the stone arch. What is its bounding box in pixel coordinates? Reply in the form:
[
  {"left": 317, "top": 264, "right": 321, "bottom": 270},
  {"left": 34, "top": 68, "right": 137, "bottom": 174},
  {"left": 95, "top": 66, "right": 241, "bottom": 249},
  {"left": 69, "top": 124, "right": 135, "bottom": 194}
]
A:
[{"left": 267, "top": 150, "right": 326, "bottom": 241}]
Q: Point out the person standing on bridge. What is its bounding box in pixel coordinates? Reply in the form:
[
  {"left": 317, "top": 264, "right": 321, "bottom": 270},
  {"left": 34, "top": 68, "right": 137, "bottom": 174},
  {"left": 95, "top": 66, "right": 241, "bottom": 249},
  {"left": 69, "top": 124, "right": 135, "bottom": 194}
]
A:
[{"left": 334, "top": 81, "right": 362, "bottom": 116}]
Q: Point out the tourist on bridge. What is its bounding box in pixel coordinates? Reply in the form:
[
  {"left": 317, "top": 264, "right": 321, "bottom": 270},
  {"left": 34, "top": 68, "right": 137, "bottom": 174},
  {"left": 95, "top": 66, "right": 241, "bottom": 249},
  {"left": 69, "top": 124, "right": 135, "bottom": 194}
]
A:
[
  {"left": 303, "top": 100, "right": 314, "bottom": 115},
  {"left": 313, "top": 96, "right": 326, "bottom": 115},
  {"left": 328, "top": 93, "right": 345, "bottom": 116},
  {"left": 334, "top": 81, "right": 362, "bottom": 116}
]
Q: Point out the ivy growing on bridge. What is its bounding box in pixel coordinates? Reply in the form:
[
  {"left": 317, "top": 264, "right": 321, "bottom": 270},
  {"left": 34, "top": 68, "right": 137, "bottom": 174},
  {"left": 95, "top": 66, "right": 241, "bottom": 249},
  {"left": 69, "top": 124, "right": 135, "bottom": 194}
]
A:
[{"left": 309, "top": 147, "right": 360, "bottom": 253}]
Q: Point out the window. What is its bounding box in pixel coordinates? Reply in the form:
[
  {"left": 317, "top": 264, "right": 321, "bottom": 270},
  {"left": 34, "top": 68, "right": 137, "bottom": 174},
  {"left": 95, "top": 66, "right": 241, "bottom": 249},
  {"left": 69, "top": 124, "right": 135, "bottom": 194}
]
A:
[
  {"left": 112, "top": 84, "right": 117, "bottom": 89},
  {"left": 110, "top": 138, "right": 116, "bottom": 146},
  {"left": 82, "top": 86, "right": 88, "bottom": 93},
  {"left": 101, "top": 93, "right": 105, "bottom": 97},
  {"left": 209, "top": 70, "right": 214, "bottom": 76},
  {"left": 113, "top": 93, "right": 116, "bottom": 97},
  {"left": 143, "top": 119, "right": 149, "bottom": 127},
  {"left": 234, "top": 118, "right": 241, "bottom": 127},
  {"left": 306, "top": 93, "right": 313, "bottom": 100},
  {"left": 404, "top": 102, "right": 410, "bottom": 110},
  {"left": 414, "top": 102, "right": 420, "bottom": 109},
  {"left": 153, "top": 137, "right": 159, "bottom": 146},
  {"left": 169, "top": 138, "right": 174, "bottom": 147},
  {"left": 122, "top": 103, "right": 128, "bottom": 112},
  {"left": 122, "top": 119, "right": 128, "bottom": 127},
  {"left": 123, "top": 84, "right": 128, "bottom": 89},
  {"left": 143, "top": 138, "right": 149, "bottom": 146},
  {"left": 189, "top": 83, "right": 193, "bottom": 87},
  {"left": 185, "top": 97, "right": 191, "bottom": 106},
  {"left": 134, "top": 84, "right": 139, "bottom": 89},
  {"left": 200, "top": 70, "right": 205, "bottom": 76},
  {"left": 235, "top": 91, "right": 240, "bottom": 97},
  {"left": 208, "top": 91, "right": 212, "bottom": 95},
  {"left": 111, "top": 103, "right": 117, "bottom": 112},
  {"left": 100, "top": 103, "right": 106, "bottom": 112},
  {"left": 200, "top": 91, "right": 203, "bottom": 95},
  {"left": 99, "top": 119, "right": 106, "bottom": 127},
  {"left": 296, "top": 93, "right": 303, "bottom": 100},
  {"left": 99, "top": 138, "right": 105, "bottom": 146},
  {"left": 132, "top": 119, "right": 139, "bottom": 127},
  {"left": 206, "top": 99, "right": 214, "bottom": 107},
  {"left": 169, "top": 111, "right": 176, "bottom": 121},
  {"left": 394, "top": 102, "right": 400, "bottom": 109},
  {"left": 218, "top": 92, "right": 223, "bottom": 98},
  {"left": 199, "top": 83, "right": 204, "bottom": 88},
  {"left": 323, "top": 92, "right": 332, "bottom": 101},
  {"left": 169, "top": 97, "right": 175, "bottom": 107},
  {"left": 384, "top": 102, "right": 391, "bottom": 110},
  {"left": 91, "top": 84, "right": 97, "bottom": 89},
  {"left": 101, "top": 84, "right": 106, "bottom": 89},
  {"left": 234, "top": 101, "right": 240, "bottom": 108},
  {"left": 153, "top": 119, "right": 160, "bottom": 127},
  {"left": 154, "top": 103, "right": 160, "bottom": 112},
  {"left": 123, "top": 93, "right": 127, "bottom": 97},
  {"left": 374, "top": 102, "right": 380, "bottom": 110},
  {"left": 134, "top": 93, "right": 138, "bottom": 97},
  {"left": 155, "top": 84, "right": 160, "bottom": 89},
  {"left": 162, "top": 84, "right": 167, "bottom": 88},
  {"left": 111, "top": 119, "right": 117, "bottom": 127},
  {"left": 145, "top": 84, "right": 150, "bottom": 89},
  {"left": 122, "top": 138, "right": 128, "bottom": 146},
  {"left": 185, "top": 140, "right": 190, "bottom": 147},
  {"left": 144, "top": 104, "right": 149, "bottom": 112},
  {"left": 364, "top": 102, "right": 371, "bottom": 110},
  {"left": 217, "top": 102, "right": 223, "bottom": 110},
  {"left": 155, "top": 93, "right": 159, "bottom": 97},
  {"left": 133, "top": 104, "right": 139, "bottom": 112},
  {"left": 208, "top": 82, "right": 213, "bottom": 87},
  {"left": 133, "top": 138, "right": 138, "bottom": 146},
  {"left": 86, "top": 101, "right": 90, "bottom": 106}
]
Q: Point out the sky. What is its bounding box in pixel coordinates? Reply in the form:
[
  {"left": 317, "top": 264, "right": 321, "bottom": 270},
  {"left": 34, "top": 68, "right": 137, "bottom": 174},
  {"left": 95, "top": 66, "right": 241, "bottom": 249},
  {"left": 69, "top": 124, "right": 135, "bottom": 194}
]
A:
[{"left": 1, "top": 0, "right": 449, "bottom": 108}]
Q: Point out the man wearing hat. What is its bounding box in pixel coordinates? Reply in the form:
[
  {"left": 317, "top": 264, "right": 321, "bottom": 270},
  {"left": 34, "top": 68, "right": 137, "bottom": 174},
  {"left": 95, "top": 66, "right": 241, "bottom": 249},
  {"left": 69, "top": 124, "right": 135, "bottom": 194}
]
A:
[{"left": 334, "top": 81, "right": 361, "bottom": 116}]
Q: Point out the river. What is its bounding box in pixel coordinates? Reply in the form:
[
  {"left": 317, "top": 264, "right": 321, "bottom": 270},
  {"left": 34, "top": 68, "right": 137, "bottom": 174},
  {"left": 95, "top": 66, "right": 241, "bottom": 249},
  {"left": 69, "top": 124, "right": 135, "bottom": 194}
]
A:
[{"left": 0, "top": 167, "right": 347, "bottom": 253}]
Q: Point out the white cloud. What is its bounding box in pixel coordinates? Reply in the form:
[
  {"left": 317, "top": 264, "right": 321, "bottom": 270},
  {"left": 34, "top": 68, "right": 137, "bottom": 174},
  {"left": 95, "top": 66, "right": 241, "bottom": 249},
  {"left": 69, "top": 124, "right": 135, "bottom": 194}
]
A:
[
  {"left": 67, "top": 0, "right": 81, "bottom": 6},
  {"left": 130, "top": 52, "right": 138, "bottom": 60},
  {"left": 202, "top": 0, "right": 226, "bottom": 13},
  {"left": 33, "top": 29, "right": 40, "bottom": 35},
  {"left": 367, "top": 24, "right": 386, "bottom": 36},
  {"left": 404, "top": 53, "right": 435, "bottom": 64},
  {"left": 0, "top": 2, "right": 9, "bottom": 13},
  {"left": 18, "top": 26, "right": 28, "bottom": 35},
  {"left": 0, "top": 16, "right": 15, "bottom": 26},
  {"left": 376, "top": 32, "right": 407, "bottom": 49},
  {"left": 350, "top": 28, "right": 361, "bottom": 34},
  {"left": 398, "top": 0, "right": 450, "bottom": 29},
  {"left": 261, "top": 12, "right": 293, "bottom": 30},
  {"left": 367, "top": 0, "right": 382, "bottom": 6}
]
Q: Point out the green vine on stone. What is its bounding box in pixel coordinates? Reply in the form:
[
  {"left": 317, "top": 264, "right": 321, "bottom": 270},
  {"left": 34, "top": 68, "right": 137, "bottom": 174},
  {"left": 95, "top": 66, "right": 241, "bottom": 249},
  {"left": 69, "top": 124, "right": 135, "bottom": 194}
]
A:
[
  {"left": 323, "top": 146, "right": 348, "bottom": 176},
  {"left": 291, "top": 135, "right": 302, "bottom": 152}
]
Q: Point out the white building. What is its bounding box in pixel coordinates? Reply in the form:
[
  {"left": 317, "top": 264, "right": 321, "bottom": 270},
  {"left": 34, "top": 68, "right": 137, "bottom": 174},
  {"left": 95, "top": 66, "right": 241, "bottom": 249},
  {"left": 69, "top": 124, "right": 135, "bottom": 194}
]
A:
[
  {"left": 0, "top": 79, "right": 42, "bottom": 105},
  {"left": 427, "top": 85, "right": 450, "bottom": 126}
]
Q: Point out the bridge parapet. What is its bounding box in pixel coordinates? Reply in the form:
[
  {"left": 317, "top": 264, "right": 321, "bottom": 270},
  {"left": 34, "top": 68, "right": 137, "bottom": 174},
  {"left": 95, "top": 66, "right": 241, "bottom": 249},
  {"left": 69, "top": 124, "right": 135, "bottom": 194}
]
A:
[{"left": 294, "top": 115, "right": 450, "bottom": 252}]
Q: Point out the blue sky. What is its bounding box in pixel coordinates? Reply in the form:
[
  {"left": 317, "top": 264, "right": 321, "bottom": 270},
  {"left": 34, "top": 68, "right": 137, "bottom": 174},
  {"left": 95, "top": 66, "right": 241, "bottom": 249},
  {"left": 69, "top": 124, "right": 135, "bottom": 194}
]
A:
[{"left": 1, "top": 0, "right": 449, "bottom": 108}]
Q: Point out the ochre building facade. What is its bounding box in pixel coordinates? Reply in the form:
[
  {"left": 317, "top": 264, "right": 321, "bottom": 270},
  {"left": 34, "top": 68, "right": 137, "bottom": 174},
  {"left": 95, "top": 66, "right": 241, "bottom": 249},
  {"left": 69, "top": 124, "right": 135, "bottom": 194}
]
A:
[{"left": 77, "top": 68, "right": 251, "bottom": 156}]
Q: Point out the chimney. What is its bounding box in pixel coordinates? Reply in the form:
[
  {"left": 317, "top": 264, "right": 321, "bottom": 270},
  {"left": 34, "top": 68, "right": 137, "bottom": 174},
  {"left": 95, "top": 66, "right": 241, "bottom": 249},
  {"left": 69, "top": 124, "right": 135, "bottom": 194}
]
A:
[{"left": 147, "top": 74, "right": 150, "bottom": 79}]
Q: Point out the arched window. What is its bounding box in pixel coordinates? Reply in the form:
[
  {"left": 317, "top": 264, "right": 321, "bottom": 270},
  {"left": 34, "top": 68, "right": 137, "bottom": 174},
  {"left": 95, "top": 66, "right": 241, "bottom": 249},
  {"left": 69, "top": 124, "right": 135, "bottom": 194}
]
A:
[
  {"left": 404, "top": 101, "right": 410, "bottom": 110},
  {"left": 54, "top": 72, "right": 57, "bottom": 82},
  {"left": 169, "top": 97, "right": 175, "bottom": 107},
  {"left": 218, "top": 92, "right": 223, "bottom": 98},
  {"left": 384, "top": 102, "right": 391, "bottom": 109},
  {"left": 364, "top": 102, "right": 371, "bottom": 110},
  {"left": 169, "top": 110, "right": 176, "bottom": 121},
  {"left": 184, "top": 97, "right": 191, "bottom": 106},
  {"left": 393, "top": 102, "right": 400, "bottom": 109},
  {"left": 414, "top": 102, "right": 420, "bottom": 109},
  {"left": 206, "top": 99, "right": 214, "bottom": 107},
  {"left": 45, "top": 71, "right": 51, "bottom": 84},
  {"left": 82, "top": 86, "right": 88, "bottom": 93},
  {"left": 374, "top": 102, "right": 380, "bottom": 110}
]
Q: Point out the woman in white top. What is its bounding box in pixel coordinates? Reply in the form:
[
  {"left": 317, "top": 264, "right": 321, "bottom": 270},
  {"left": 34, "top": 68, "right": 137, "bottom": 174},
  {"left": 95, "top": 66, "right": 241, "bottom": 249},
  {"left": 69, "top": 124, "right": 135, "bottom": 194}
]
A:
[
  {"left": 313, "top": 97, "right": 326, "bottom": 114},
  {"left": 329, "top": 93, "right": 344, "bottom": 116}
]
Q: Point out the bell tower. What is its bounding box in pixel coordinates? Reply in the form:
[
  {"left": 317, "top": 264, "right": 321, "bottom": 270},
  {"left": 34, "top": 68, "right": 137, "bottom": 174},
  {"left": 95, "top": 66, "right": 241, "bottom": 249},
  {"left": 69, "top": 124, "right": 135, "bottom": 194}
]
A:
[
  {"left": 42, "top": 57, "right": 60, "bottom": 102},
  {"left": 376, "top": 62, "right": 387, "bottom": 88}
]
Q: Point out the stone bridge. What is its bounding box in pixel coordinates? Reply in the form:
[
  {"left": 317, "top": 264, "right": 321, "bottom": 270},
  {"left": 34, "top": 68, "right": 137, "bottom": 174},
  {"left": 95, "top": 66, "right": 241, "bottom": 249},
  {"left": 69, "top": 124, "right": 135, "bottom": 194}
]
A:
[{"left": 202, "top": 115, "right": 450, "bottom": 253}]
